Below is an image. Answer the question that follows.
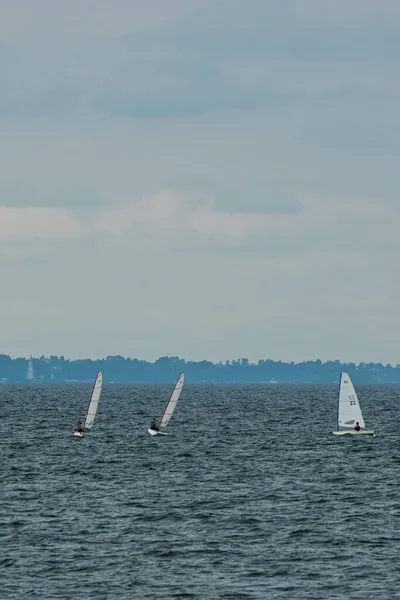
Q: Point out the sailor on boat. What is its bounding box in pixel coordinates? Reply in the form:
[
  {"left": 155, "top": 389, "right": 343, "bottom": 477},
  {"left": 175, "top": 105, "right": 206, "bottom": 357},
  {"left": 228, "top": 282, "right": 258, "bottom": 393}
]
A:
[
  {"left": 75, "top": 420, "right": 84, "bottom": 433},
  {"left": 354, "top": 422, "right": 361, "bottom": 431},
  {"left": 149, "top": 418, "right": 159, "bottom": 432}
]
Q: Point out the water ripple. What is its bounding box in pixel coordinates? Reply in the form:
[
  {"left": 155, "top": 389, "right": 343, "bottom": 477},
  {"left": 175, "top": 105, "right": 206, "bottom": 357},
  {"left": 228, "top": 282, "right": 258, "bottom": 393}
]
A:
[{"left": 0, "top": 383, "right": 399, "bottom": 599}]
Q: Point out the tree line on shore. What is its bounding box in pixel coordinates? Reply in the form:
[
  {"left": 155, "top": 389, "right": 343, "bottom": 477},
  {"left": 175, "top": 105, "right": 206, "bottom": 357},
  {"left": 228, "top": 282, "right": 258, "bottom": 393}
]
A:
[{"left": 0, "top": 354, "right": 398, "bottom": 384}]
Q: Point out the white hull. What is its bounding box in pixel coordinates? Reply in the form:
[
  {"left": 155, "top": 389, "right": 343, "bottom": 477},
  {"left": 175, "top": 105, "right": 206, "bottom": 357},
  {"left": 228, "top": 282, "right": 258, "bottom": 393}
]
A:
[
  {"left": 73, "top": 431, "right": 84, "bottom": 437},
  {"left": 147, "top": 428, "right": 168, "bottom": 436},
  {"left": 332, "top": 429, "right": 375, "bottom": 436}
]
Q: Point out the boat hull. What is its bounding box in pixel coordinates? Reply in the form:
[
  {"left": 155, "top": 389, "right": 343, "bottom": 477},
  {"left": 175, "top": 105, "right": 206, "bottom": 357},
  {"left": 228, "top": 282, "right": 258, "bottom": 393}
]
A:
[
  {"left": 73, "top": 431, "right": 84, "bottom": 437},
  {"left": 332, "top": 429, "right": 375, "bottom": 436},
  {"left": 147, "top": 428, "right": 168, "bottom": 436}
]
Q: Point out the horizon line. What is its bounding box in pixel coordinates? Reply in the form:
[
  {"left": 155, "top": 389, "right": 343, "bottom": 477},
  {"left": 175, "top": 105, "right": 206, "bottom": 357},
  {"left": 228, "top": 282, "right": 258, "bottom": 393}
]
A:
[{"left": 2, "top": 353, "right": 399, "bottom": 367}]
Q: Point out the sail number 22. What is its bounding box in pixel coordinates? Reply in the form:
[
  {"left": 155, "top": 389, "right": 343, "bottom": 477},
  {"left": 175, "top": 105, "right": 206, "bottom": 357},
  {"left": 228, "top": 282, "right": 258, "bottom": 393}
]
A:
[{"left": 349, "top": 394, "right": 357, "bottom": 406}]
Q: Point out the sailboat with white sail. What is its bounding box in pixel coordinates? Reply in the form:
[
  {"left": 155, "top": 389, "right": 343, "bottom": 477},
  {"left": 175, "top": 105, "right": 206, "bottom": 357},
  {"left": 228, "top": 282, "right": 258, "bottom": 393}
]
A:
[
  {"left": 148, "top": 372, "right": 184, "bottom": 436},
  {"left": 332, "top": 372, "right": 375, "bottom": 436},
  {"left": 73, "top": 371, "right": 103, "bottom": 437}
]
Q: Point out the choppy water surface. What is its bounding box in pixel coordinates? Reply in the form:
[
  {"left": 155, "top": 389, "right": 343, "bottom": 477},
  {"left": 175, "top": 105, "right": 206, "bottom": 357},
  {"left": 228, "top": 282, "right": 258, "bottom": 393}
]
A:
[{"left": 0, "top": 384, "right": 399, "bottom": 599}]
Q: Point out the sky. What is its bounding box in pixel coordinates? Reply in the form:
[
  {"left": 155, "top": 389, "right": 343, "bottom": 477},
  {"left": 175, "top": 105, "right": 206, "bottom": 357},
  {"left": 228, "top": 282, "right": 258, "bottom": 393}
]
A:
[{"left": 1, "top": 0, "right": 400, "bottom": 363}]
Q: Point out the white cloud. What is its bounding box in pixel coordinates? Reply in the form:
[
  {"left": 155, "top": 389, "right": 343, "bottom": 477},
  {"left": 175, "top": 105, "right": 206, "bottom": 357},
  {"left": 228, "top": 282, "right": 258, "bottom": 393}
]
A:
[
  {"left": 93, "top": 188, "right": 400, "bottom": 270},
  {"left": 94, "top": 189, "right": 284, "bottom": 246},
  {"left": 94, "top": 189, "right": 184, "bottom": 236},
  {"left": 0, "top": 206, "right": 86, "bottom": 242}
]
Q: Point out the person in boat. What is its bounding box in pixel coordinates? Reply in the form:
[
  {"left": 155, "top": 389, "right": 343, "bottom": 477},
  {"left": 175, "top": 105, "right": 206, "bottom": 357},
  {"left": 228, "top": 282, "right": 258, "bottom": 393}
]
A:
[
  {"left": 75, "top": 420, "right": 84, "bottom": 433},
  {"left": 354, "top": 422, "right": 361, "bottom": 431},
  {"left": 150, "top": 418, "right": 159, "bottom": 432}
]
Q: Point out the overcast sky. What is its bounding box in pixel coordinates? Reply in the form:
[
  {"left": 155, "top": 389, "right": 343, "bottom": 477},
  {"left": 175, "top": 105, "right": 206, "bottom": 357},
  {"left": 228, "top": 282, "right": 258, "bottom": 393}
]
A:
[{"left": 1, "top": 0, "right": 399, "bottom": 363}]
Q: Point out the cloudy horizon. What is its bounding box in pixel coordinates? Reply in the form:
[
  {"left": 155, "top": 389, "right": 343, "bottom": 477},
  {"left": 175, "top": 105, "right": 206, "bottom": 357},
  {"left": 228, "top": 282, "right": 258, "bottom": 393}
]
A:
[{"left": 1, "top": 0, "right": 399, "bottom": 363}]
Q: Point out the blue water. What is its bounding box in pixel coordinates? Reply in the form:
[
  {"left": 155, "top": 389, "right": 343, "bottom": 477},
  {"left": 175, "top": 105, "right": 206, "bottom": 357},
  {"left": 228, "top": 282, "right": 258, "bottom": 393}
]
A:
[{"left": 0, "top": 384, "right": 399, "bottom": 599}]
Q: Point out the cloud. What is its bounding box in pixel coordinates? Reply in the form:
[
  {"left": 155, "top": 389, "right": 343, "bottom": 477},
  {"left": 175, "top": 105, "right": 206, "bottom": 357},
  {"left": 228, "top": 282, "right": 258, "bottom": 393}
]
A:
[
  {"left": 2, "top": 0, "right": 400, "bottom": 121},
  {"left": 92, "top": 187, "right": 399, "bottom": 262},
  {"left": 94, "top": 189, "right": 183, "bottom": 235},
  {"left": 94, "top": 189, "right": 291, "bottom": 246},
  {"left": 0, "top": 206, "right": 86, "bottom": 242},
  {"left": 0, "top": 0, "right": 399, "bottom": 364}
]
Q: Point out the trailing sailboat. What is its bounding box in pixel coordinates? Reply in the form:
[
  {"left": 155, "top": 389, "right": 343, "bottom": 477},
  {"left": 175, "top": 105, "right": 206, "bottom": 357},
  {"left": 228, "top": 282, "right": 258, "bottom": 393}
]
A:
[
  {"left": 332, "top": 372, "right": 375, "bottom": 436},
  {"left": 148, "top": 372, "right": 184, "bottom": 436},
  {"left": 73, "top": 371, "right": 103, "bottom": 437}
]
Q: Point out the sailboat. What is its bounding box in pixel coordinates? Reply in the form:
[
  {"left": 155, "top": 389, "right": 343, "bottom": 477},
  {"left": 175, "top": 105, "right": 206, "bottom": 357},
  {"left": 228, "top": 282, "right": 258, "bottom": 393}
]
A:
[
  {"left": 73, "top": 371, "right": 103, "bottom": 437},
  {"left": 332, "top": 372, "right": 375, "bottom": 436},
  {"left": 148, "top": 372, "right": 184, "bottom": 436}
]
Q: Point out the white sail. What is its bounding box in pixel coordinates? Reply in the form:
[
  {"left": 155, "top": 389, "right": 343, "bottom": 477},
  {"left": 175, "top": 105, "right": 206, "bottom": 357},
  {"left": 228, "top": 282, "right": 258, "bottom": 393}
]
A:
[
  {"left": 337, "top": 372, "right": 365, "bottom": 430},
  {"left": 84, "top": 371, "right": 103, "bottom": 429},
  {"left": 159, "top": 372, "right": 184, "bottom": 429}
]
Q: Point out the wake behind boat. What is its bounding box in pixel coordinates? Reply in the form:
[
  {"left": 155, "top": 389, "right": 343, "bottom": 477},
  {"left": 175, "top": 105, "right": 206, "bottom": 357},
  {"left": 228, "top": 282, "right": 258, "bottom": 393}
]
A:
[
  {"left": 332, "top": 372, "right": 375, "bottom": 436},
  {"left": 73, "top": 371, "right": 103, "bottom": 437},
  {"left": 148, "top": 372, "right": 184, "bottom": 436}
]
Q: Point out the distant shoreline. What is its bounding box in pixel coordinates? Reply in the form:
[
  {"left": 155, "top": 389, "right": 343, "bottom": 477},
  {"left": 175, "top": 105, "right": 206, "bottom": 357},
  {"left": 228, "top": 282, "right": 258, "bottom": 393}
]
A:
[{"left": 0, "top": 354, "right": 398, "bottom": 384}]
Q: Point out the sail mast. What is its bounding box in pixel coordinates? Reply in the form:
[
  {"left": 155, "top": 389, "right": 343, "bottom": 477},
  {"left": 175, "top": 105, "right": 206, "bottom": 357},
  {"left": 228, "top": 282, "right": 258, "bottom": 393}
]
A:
[{"left": 337, "top": 372, "right": 342, "bottom": 431}]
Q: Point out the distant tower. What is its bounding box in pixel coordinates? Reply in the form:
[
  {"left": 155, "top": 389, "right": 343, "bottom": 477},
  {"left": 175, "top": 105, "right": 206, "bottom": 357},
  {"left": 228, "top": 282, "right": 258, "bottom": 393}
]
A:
[{"left": 27, "top": 356, "right": 35, "bottom": 380}]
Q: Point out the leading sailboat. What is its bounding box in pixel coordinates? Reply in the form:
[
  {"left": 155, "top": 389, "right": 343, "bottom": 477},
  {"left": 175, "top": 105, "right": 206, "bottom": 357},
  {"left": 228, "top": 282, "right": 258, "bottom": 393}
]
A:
[
  {"left": 148, "top": 372, "right": 184, "bottom": 436},
  {"left": 332, "top": 372, "right": 375, "bottom": 436},
  {"left": 73, "top": 371, "right": 103, "bottom": 437}
]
